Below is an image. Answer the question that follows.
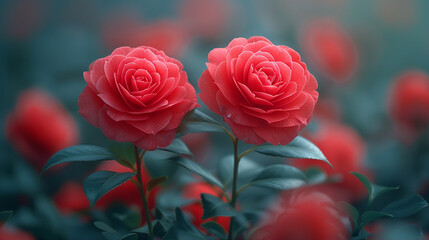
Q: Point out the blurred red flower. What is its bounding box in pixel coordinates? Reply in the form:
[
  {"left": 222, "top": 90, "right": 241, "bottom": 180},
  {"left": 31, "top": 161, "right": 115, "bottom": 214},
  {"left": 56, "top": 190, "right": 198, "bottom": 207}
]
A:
[
  {"left": 53, "top": 182, "right": 89, "bottom": 214},
  {"left": 300, "top": 19, "right": 358, "bottom": 82},
  {"left": 136, "top": 21, "right": 191, "bottom": 58},
  {"left": 199, "top": 36, "right": 318, "bottom": 145},
  {"left": 95, "top": 160, "right": 158, "bottom": 224},
  {"left": 180, "top": 0, "right": 232, "bottom": 40},
  {"left": 250, "top": 190, "right": 348, "bottom": 240},
  {"left": 291, "top": 122, "right": 368, "bottom": 202},
  {"left": 5, "top": 89, "right": 79, "bottom": 171},
  {"left": 0, "top": 227, "right": 35, "bottom": 240},
  {"left": 182, "top": 182, "right": 230, "bottom": 232},
  {"left": 388, "top": 71, "right": 429, "bottom": 143}
]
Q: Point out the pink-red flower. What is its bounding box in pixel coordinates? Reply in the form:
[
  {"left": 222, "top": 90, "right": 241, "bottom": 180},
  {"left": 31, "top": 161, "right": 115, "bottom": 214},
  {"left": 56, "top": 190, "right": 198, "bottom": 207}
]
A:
[
  {"left": 300, "top": 19, "right": 358, "bottom": 82},
  {"left": 182, "top": 182, "right": 230, "bottom": 232},
  {"left": 5, "top": 89, "right": 79, "bottom": 171},
  {"left": 199, "top": 36, "right": 318, "bottom": 145},
  {"left": 388, "top": 71, "right": 429, "bottom": 142},
  {"left": 79, "top": 46, "right": 198, "bottom": 150},
  {"left": 291, "top": 122, "right": 368, "bottom": 201},
  {"left": 250, "top": 190, "right": 348, "bottom": 240}
]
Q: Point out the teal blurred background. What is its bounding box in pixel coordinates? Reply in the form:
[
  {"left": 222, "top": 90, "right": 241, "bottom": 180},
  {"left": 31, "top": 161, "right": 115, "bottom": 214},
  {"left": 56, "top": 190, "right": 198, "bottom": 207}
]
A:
[{"left": 1, "top": 0, "right": 429, "bottom": 239}]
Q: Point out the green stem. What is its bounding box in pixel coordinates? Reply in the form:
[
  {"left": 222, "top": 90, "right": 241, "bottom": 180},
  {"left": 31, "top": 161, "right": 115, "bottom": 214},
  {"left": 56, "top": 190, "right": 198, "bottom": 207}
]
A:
[
  {"left": 134, "top": 146, "right": 154, "bottom": 240},
  {"left": 227, "top": 137, "right": 240, "bottom": 240}
]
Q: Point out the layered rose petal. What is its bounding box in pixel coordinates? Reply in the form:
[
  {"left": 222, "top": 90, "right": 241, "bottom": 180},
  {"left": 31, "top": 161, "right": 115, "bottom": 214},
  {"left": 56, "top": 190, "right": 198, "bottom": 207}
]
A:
[
  {"left": 79, "top": 46, "right": 198, "bottom": 150},
  {"left": 199, "top": 36, "right": 318, "bottom": 145}
]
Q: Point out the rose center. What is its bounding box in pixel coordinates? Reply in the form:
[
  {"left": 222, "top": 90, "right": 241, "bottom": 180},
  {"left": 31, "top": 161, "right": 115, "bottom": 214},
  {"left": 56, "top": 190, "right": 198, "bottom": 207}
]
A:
[{"left": 256, "top": 66, "right": 279, "bottom": 86}]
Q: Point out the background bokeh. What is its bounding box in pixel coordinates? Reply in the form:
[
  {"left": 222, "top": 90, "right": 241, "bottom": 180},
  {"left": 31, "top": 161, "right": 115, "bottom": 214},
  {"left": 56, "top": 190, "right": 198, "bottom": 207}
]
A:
[{"left": 1, "top": 0, "right": 429, "bottom": 239}]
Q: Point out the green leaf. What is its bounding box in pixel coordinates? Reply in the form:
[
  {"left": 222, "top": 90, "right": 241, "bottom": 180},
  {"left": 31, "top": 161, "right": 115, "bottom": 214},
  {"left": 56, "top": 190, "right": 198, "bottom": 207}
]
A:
[
  {"left": 245, "top": 164, "right": 306, "bottom": 191},
  {"left": 160, "top": 139, "right": 193, "bottom": 156},
  {"left": 102, "top": 232, "right": 138, "bottom": 240},
  {"left": 43, "top": 145, "right": 116, "bottom": 173},
  {"left": 109, "top": 142, "right": 136, "bottom": 168},
  {"left": 147, "top": 176, "right": 168, "bottom": 193},
  {"left": 170, "top": 157, "right": 223, "bottom": 189},
  {"left": 255, "top": 136, "right": 331, "bottom": 166},
  {"left": 94, "top": 221, "right": 118, "bottom": 233},
  {"left": 361, "top": 211, "right": 393, "bottom": 226},
  {"left": 337, "top": 202, "right": 359, "bottom": 230},
  {"left": 163, "top": 208, "right": 206, "bottom": 240},
  {"left": 217, "top": 155, "right": 261, "bottom": 187},
  {"left": 305, "top": 167, "right": 327, "bottom": 185},
  {"left": 185, "top": 109, "right": 221, "bottom": 124},
  {"left": 201, "top": 221, "right": 227, "bottom": 239},
  {"left": 382, "top": 194, "right": 428, "bottom": 218},
  {"left": 84, "top": 171, "right": 136, "bottom": 207},
  {"left": 201, "top": 194, "right": 236, "bottom": 219},
  {"left": 351, "top": 172, "right": 399, "bottom": 204},
  {"left": 113, "top": 208, "right": 142, "bottom": 230},
  {"left": 350, "top": 229, "right": 371, "bottom": 240},
  {"left": 177, "top": 109, "right": 225, "bottom": 136},
  {"left": 144, "top": 151, "right": 179, "bottom": 178},
  {"left": 0, "top": 210, "right": 13, "bottom": 223}
]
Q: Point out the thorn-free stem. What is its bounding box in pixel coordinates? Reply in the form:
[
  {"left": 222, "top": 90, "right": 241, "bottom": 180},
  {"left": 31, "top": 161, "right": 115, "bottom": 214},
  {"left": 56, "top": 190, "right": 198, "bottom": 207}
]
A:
[
  {"left": 227, "top": 136, "right": 240, "bottom": 240},
  {"left": 134, "top": 146, "right": 154, "bottom": 240}
]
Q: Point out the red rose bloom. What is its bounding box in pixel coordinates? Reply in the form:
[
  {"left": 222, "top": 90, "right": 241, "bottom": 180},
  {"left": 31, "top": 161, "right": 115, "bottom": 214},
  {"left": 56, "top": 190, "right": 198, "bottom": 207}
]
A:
[
  {"left": 199, "top": 36, "right": 318, "bottom": 145},
  {"left": 250, "top": 191, "right": 348, "bottom": 240},
  {"left": 5, "top": 89, "right": 79, "bottom": 171},
  {"left": 53, "top": 182, "right": 89, "bottom": 214},
  {"left": 291, "top": 123, "right": 368, "bottom": 201},
  {"left": 79, "top": 46, "right": 198, "bottom": 150},
  {"left": 300, "top": 19, "right": 358, "bottom": 82},
  {"left": 388, "top": 71, "right": 429, "bottom": 142},
  {"left": 95, "top": 161, "right": 158, "bottom": 223},
  {"left": 182, "top": 182, "right": 230, "bottom": 232}
]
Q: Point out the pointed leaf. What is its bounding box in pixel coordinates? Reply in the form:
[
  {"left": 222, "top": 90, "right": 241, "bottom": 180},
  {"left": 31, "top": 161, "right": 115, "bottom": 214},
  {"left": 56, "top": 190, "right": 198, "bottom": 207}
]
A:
[
  {"left": 351, "top": 172, "right": 399, "bottom": 203},
  {"left": 247, "top": 165, "right": 306, "bottom": 190},
  {"left": 255, "top": 136, "right": 331, "bottom": 166},
  {"left": 177, "top": 109, "right": 225, "bottom": 136},
  {"left": 84, "top": 171, "right": 136, "bottom": 207},
  {"left": 102, "top": 232, "right": 138, "bottom": 240},
  {"left": 109, "top": 142, "right": 136, "bottom": 168},
  {"left": 163, "top": 208, "right": 206, "bottom": 240},
  {"left": 43, "top": 145, "right": 116, "bottom": 173},
  {"left": 337, "top": 201, "right": 359, "bottom": 230},
  {"left": 361, "top": 211, "right": 393, "bottom": 225},
  {"left": 160, "top": 139, "right": 193, "bottom": 156},
  {"left": 94, "top": 221, "right": 118, "bottom": 233},
  {"left": 382, "top": 194, "right": 428, "bottom": 218},
  {"left": 113, "top": 208, "right": 142, "bottom": 230},
  {"left": 305, "top": 167, "right": 327, "bottom": 185},
  {"left": 147, "top": 176, "right": 168, "bottom": 193},
  {"left": 170, "top": 157, "right": 223, "bottom": 189},
  {"left": 201, "top": 221, "right": 227, "bottom": 239},
  {"left": 185, "top": 109, "right": 221, "bottom": 124},
  {"left": 201, "top": 194, "right": 236, "bottom": 219}
]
